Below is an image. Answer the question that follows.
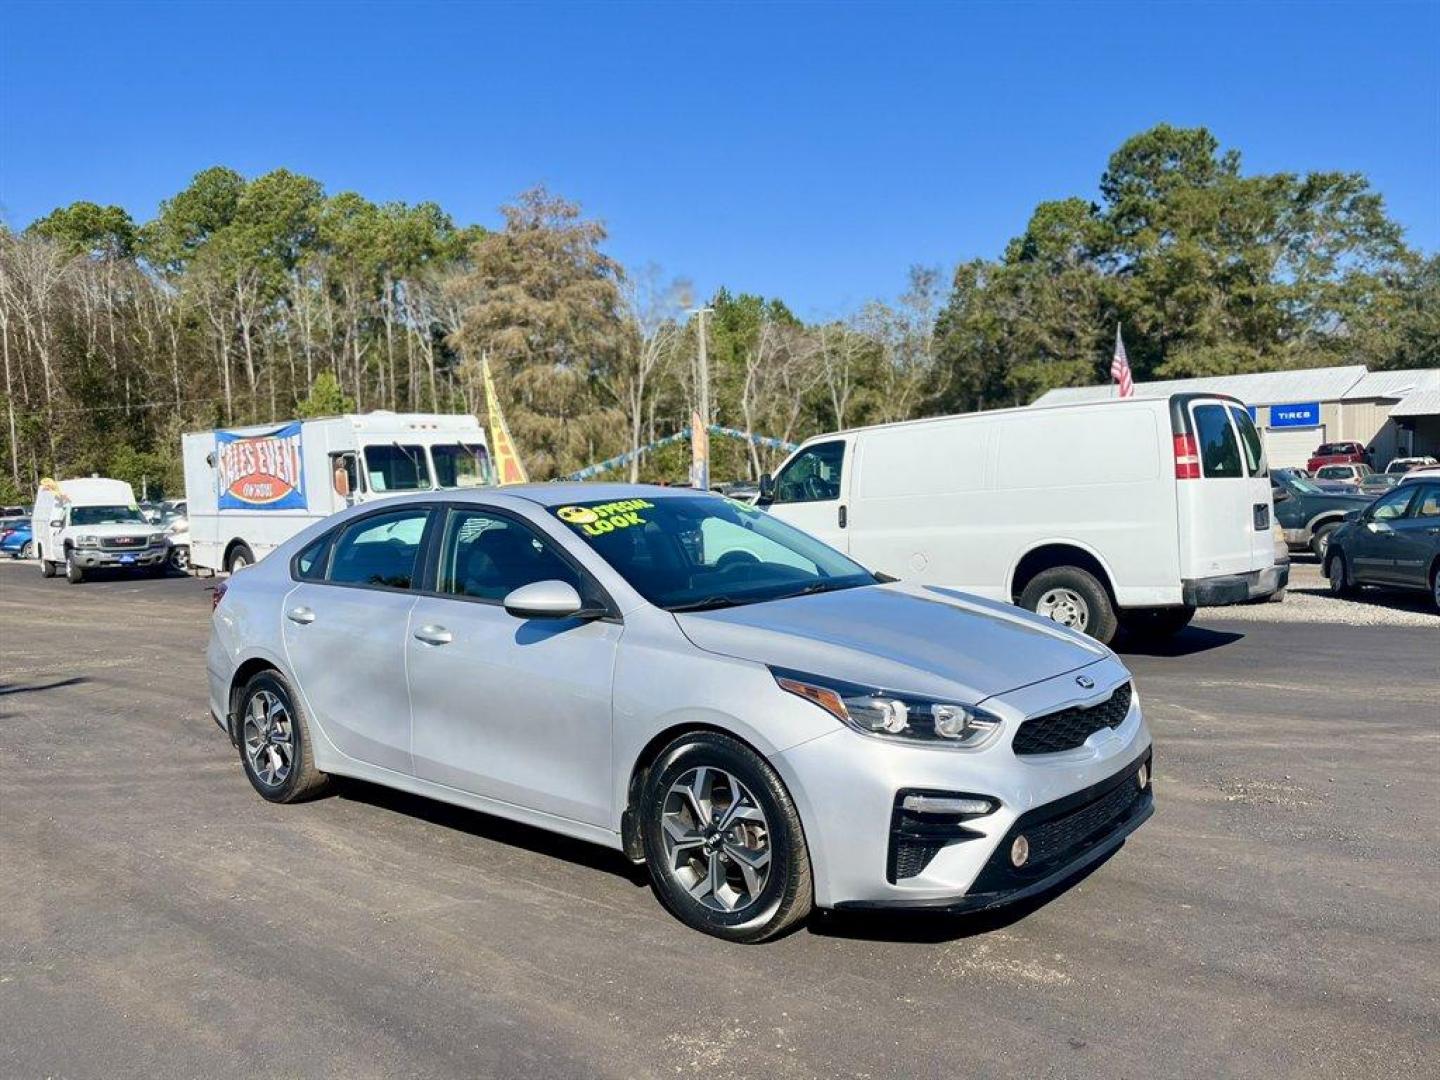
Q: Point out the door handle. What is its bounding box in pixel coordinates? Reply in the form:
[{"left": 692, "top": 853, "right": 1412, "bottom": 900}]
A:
[
  {"left": 838, "top": 504, "right": 847, "bottom": 529},
  {"left": 413, "top": 624, "right": 453, "bottom": 646},
  {"left": 286, "top": 606, "right": 316, "bottom": 625}
]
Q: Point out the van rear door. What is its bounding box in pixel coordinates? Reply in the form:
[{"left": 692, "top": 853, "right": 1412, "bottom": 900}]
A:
[{"left": 1175, "top": 397, "right": 1274, "bottom": 580}]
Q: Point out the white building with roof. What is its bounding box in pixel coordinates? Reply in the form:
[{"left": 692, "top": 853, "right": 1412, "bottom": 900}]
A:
[{"left": 1032, "top": 365, "right": 1440, "bottom": 468}]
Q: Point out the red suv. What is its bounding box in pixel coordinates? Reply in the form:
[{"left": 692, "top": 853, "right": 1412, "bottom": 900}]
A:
[{"left": 1306, "top": 441, "right": 1370, "bottom": 474}]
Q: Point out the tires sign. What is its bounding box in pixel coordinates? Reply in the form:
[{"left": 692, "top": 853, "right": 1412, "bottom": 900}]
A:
[{"left": 216, "top": 423, "right": 307, "bottom": 510}]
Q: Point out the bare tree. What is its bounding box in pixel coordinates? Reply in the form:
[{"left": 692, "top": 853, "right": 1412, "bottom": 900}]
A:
[{"left": 603, "top": 266, "right": 690, "bottom": 481}]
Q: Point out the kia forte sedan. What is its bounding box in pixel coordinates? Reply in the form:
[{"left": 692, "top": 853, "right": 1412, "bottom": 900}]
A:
[{"left": 208, "top": 485, "right": 1153, "bottom": 942}]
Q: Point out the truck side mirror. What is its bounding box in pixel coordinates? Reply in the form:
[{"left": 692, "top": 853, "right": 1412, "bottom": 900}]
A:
[{"left": 50, "top": 518, "right": 63, "bottom": 528}]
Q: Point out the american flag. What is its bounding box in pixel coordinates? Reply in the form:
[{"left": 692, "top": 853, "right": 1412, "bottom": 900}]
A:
[{"left": 1111, "top": 325, "right": 1134, "bottom": 398}]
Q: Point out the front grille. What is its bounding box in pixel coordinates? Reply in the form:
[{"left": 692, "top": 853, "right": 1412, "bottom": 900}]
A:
[
  {"left": 1012, "top": 683, "right": 1131, "bottom": 756},
  {"left": 101, "top": 535, "right": 148, "bottom": 550},
  {"left": 1024, "top": 775, "right": 1142, "bottom": 866}
]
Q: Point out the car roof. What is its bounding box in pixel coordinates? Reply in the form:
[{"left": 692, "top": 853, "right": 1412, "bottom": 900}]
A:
[{"left": 394, "top": 482, "right": 711, "bottom": 509}]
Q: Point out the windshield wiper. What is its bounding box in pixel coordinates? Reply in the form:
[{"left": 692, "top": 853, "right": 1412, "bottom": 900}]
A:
[{"left": 668, "top": 595, "right": 759, "bottom": 613}]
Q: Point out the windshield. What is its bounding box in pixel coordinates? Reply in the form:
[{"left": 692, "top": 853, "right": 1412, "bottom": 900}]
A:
[
  {"left": 363, "top": 444, "right": 432, "bottom": 492},
  {"left": 70, "top": 505, "right": 145, "bottom": 526},
  {"left": 431, "top": 443, "right": 493, "bottom": 489},
  {"left": 550, "top": 494, "right": 876, "bottom": 611}
]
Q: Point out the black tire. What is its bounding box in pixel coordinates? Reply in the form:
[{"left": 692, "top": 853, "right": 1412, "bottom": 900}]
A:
[
  {"left": 169, "top": 545, "right": 190, "bottom": 572},
  {"left": 40, "top": 552, "right": 56, "bottom": 578},
  {"left": 65, "top": 550, "right": 84, "bottom": 584},
  {"left": 1430, "top": 563, "right": 1439, "bottom": 613},
  {"left": 1019, "top": 566, "right": 1119, "bottom": 645},
  {"left": 236, "top": 669, "right": 332, "bottom": 803},
  {"left": 1310, "top": 522, "right": 1340, "bottom": 560},
  {"left": 640, "top": 731, "right": 812, "bottom": 943},
  {"left": 1120, "top": 604, "right": 1196, "bottom": 640},
  {"left": 19, "top": 541, "right": 34, "bottom": 560},
  {"left": 227, "top": 543, "right": 255, "bottom": 574},
  {"left": 1327, "top": 550, "right": 1355, "bottom": 596}
]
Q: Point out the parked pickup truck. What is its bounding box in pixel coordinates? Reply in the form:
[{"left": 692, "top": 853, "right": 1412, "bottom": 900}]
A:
[
  {"left": 1306, "top": 441, "right": 1371, "bottom": 474},
  {"left": 1271, "top": 469, "right": 1375, "bottom": 559}
]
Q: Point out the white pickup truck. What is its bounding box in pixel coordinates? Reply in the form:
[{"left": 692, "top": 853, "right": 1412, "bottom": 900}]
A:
[{"left": 32, "top": 477, "right": 169, "bottom": 584}]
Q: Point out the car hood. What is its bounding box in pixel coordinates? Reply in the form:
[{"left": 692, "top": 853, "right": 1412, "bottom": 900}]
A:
[
  {"left": 70, "top": 522, "right": 161, "bottom": 538},
  {"left": 673, "top": 582, "right": 1109, "bottom": 704}
]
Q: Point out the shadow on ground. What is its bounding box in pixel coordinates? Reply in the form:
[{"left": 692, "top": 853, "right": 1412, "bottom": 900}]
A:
[{"left": 1117, "top": 625, "right": 1244, "bottom": 658}]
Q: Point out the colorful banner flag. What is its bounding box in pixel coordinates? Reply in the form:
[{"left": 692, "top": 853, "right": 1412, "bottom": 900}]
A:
[
  {"left": 482, "top": 355, "right": 528, "bottom": 485},
  {"left": 689, "top": 409, "right": 710, "bottom": 490},
  {"left": 216, "top": 423, "right": 307, "bottom": 510},
  {"left": 1111, "top": 325, "right": 1135, "bottom": 398}
]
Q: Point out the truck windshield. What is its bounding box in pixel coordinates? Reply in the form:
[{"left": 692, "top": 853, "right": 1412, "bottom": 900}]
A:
[
  {"left": 363, "top": 444, "right": 432, "bottom": 492},
  {"left": 431, "top": 443, "right": 493, "bottom": 489},
  {"left": 70, "top": 505, "right": 145, "bottom": 525}
]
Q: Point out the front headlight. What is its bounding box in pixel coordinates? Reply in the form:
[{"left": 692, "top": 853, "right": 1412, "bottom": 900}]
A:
[
  {"left": 773, "top": 668, "right": 1002, "bottom": 749},
  {"left": 74, "top": 534, "right": 98, "bottom": 547}
]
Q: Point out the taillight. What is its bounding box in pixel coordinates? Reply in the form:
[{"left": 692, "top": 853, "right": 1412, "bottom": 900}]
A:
[
  {"left": 1173, "top": 434, "right": 1201, "bottom": 480},
  {"left": 211, "top": 579, "right": 228, "bottom": 612}
]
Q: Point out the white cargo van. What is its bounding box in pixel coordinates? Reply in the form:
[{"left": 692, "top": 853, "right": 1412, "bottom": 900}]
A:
[
  {"left": 184, "top": 412, "right": 492, "bottom": 573},
  {"left": 761, "top": 393, "right": 1285, "bottom": 644},
  {"left": 32, "top": 477, "right": 169, "bottom": 583}
]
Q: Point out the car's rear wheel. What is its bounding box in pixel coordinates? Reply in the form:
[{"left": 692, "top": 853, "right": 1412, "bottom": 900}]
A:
[
  {"left": 237, "top": 670, "right": 332, "bottom": 803},
  {"left": 1327, "top": 550, "right": 1355, "bottom": 596},
  {"left": 1120, "top": 604, "right": 1195, "bottom": 640},
  {"left": 1019, "top": 567, "right": 1119, "bottom": 644},
  {"left": 1311, "top": 522, "right": 1340, "bottom": 560},
  {"left": 19, "top": 540, "right": 34, "bottom": 560},
  {"left": 640, "top": 732, "right": 812, "bottom": 943}
]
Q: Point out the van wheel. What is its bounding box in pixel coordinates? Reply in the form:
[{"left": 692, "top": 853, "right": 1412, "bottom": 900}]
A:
[
  {"left": 640, "top": 732, "right": 812, "bottom": 943},
  {"left": 1020, "top": 567, "right": 1118, "bottom": 644},
  {"left": 1121, "top": 605, "right": 1196, "bottom": 640},
  {"left": 65, "top": 552, "right": 84, "bottom": 584},
  {"left": 227, "top": 544, "right": 255, "bottom": 573}
]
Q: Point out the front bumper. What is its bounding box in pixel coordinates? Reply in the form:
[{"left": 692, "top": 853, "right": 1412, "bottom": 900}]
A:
[
  {"left": 770, "top": 655, "right": 1152, "bottom": 909},
  {"left": 1182, "top": 562, "right": 1288, "bottom": 606},
  {"left": 71, "top": 546, "right": 166, "bottom": 568},
  {"left": 836, "top": 751, "right": 1153, "bottom": 911}
]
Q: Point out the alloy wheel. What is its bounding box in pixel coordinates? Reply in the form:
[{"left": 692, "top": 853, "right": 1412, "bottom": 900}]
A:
[
  {"left": 242, "top": 689, "right": 295, "bottom": 787},
  {"left": 1035, "top": 587, "right": 1090, "bottom": 631},
  {"left": 661, "top": 766, "right": 772, "bottom": 913}
]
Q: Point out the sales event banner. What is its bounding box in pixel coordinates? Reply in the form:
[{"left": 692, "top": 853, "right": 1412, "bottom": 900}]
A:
[{"left": 216, "top": 423, "right": 308, "bottom": 510}]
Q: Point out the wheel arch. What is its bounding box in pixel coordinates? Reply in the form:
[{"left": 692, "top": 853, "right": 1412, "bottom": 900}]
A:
[
  {"left": 225, "top": 653, "right": 288, "bottom": 742},
  {"left": 1305, "top": 510, "right": 1349, "bottom": 535},
  {"left": 1007, "top": 539, "right": 1119, "bottom": 606}
]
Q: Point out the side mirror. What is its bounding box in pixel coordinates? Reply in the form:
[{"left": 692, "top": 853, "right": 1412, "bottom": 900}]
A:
[
  {"left": 1342, "top": 510, "right": 1361, "bottom": 523},
  {"left": 1272, "top": 488, "right": 1290, "bottom": 503},
  {"left": 49, "top": 518, "right": 63, "bottom": 528},
  {"left": 503, "top": 580, "right": 597, "bottom": 620},
  {"left": 758, "top": 473, "right": 775, "bottom": 503}
]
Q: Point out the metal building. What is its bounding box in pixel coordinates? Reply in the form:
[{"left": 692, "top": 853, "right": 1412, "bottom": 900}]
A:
[{"left": 1032, "top": 365, "right": 1440, "bottom": 469}]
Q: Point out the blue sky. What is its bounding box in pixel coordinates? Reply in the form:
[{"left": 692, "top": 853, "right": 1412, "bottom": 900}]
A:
[{"left": 2, "top": 1, "right": 1436, "bottom": 317}]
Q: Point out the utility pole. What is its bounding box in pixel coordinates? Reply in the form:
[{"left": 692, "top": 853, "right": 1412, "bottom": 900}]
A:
[{"left": 690, "top": 307, "right": 713, "bottom": 489}]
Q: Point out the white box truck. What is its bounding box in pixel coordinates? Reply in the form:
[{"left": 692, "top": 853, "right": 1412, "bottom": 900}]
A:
[
  {"left": 760, "top": 393, "right": 1286, "bottom": 644},
  {"left": 32, "top": 477, "right": 170, "bottom": 583},
  {"left": 183, "top": 412, "right": 492, "bottom": 573}
]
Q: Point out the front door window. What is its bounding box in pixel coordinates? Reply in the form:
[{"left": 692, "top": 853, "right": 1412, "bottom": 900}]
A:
[{"left": 773, "top": 441, "right": 845, "bottom": 503}]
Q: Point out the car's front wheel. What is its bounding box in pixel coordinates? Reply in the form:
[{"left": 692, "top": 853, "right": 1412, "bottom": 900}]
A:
[
  {"left": 169, "top": 545, "right": 189, "bottom": 571},
  {"left": 640, "top": 732, "right": 812, "bottom": 943},
  {"left": 236, "top": 670, "right": 333, "bottom": 803},
  {"left": 1311, "top": 522, "right": 1340, "bottom": 560},
  {"left": 1327, "top": 550, "right": 1355, "bottom": 596},
  {"left": 65, "top": 551, "right": 84, "bottom": 584}
]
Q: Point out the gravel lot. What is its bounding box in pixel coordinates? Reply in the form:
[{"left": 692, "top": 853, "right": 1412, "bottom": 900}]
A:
[
  {"left": 1, "top": 559, "right": 1437, "bottom": 1079},
  {"left": 1217, "top": 557, "right": 1440, "bottom": 628}
]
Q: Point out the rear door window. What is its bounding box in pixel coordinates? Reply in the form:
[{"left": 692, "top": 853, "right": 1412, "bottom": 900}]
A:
[
  {"left": 327, "top": 508, "right": 430, "bottom": 590},
  {"left": 1228, "top": 406, "right": 1267, "bottom": 477},
  {"left": 1192, "top": 404, "right": 1242, "bottom": 478}
]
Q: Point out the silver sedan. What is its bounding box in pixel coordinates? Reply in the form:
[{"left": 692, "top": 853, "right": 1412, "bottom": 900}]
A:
[{"left": 207, "top": 484, "right": 1153, "bottom": 942}]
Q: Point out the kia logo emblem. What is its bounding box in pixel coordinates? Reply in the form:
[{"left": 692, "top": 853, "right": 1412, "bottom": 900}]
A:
[{"left": 1075, "top": 675, "right": 1095, "bottom": 689}]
